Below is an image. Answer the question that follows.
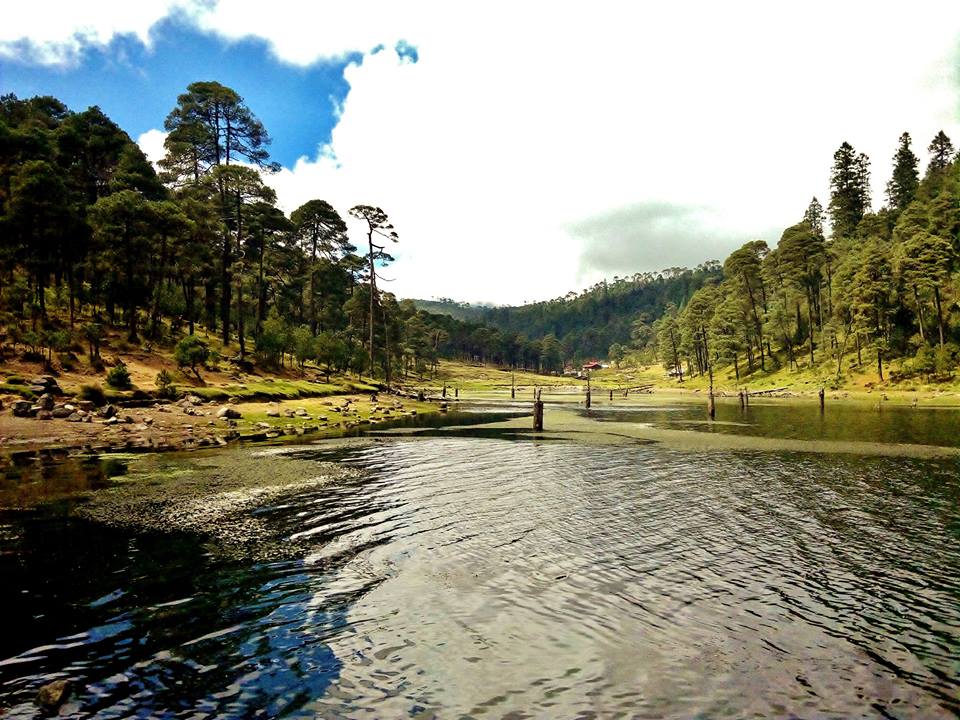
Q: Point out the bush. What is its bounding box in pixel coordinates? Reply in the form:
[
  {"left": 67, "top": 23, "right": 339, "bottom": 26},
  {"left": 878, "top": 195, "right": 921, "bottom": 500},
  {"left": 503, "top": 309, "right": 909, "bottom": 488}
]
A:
[
  {"left": 174, "top": 335, "right": 210, "bottom": 379},
  {"left": 935, "top": 344, "right": 956, "bottom": 377},
  {"left": 155, "top": 369, "right": 177, "bottom": 399},
  {"left": 106, "top": 363, "right": 132, "bottom": 390},
  {"left": 79, "top": 383, "right": 107, "bottom": 406}
]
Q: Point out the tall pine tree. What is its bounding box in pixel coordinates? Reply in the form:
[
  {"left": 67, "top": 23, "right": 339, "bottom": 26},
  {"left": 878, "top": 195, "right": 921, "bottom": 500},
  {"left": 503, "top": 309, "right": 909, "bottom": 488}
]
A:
[
  {"left": 927, "top": 130, "right": 955, "bottom": 173},
  {"left": 885, "top": 132, "right": 919, "bottom": 211},
  {"left": 828, "top": 142, "right": 870, "bottom": 238}
]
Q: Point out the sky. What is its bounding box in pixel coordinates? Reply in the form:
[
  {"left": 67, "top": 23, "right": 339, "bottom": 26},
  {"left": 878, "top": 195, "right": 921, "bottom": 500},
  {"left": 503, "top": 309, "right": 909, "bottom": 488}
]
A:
[{"left": 2, "top": 1, "right": 960, "bottom": 305}]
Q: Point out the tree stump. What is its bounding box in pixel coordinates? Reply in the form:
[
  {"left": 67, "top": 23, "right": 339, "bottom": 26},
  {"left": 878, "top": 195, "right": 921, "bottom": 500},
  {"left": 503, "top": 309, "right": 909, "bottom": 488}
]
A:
[{"left": 533, "top": 388, "right": 544, "bottom": 431}]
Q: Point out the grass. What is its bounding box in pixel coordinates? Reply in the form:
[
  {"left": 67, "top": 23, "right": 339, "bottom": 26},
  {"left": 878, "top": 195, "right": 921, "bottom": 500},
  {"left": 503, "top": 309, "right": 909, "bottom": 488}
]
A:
[
  {"left": 232, "top": 394, "right": 436, "bottom": 435},
  {"left": 181, "top": 377, "right": 379, "bottom": 402}
]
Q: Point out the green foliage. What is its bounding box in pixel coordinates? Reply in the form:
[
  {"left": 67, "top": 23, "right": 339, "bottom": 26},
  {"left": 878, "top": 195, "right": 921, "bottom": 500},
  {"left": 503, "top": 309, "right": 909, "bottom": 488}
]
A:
[
  {"left": 79, "top": 384, "right": 107, "bottom": 406},
  {"left": 106, "top": 363, "right": 132, "bottom": 390},
  {"left": 174, "top": 335, "right": 210, "bottom": 377},
  {"left": 155, "top": 369, "right": 177, "bottom": 398}
]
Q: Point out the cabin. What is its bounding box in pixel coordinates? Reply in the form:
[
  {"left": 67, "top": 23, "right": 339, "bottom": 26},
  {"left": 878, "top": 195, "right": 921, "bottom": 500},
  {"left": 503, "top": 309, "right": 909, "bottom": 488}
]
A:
[{"left": 582, "top": 361, "right": 602, "bottom": 370}]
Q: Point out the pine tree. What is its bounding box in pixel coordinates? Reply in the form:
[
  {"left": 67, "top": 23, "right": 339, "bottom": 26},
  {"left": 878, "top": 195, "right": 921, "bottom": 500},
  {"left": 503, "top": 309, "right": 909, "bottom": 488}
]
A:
[
  {"left": 828, "top": 142, "right": 870, "bottom": 238},
  {"left": 927, "top": 130, "right": 954, "bottom": 173},
  {"left": 885, "top": 132, "right": 919, "bottom": 210},
  {"left": 803, "top": 197, "right": 825, "bottom": 236}
]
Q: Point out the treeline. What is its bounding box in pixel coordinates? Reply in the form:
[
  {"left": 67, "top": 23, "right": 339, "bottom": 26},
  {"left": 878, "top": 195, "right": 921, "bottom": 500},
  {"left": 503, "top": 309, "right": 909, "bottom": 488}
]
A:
[
  {"left": 639, "top": 132, "right": 960, "bottom": 385},
  {"left": 0, "top": 85, "right": 575, "bottom": 381},
  {"left": 456, "top": 265, "right": 719, "bottom": 362}
]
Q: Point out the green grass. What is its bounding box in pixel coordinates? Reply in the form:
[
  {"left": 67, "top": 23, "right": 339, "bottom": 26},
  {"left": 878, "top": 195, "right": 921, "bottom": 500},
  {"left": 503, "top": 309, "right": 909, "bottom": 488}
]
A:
[
  {"left": 181, "top": 377, "right": 379, "bottom": 402},
  {"left": 0, "top": 383, "right": 35, "bottom": 399}
]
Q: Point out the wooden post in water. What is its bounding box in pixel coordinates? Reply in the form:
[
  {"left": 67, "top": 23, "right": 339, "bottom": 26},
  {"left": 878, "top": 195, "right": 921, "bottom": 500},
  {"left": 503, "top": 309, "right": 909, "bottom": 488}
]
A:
[
  {"left": 818, "top": 387, "right": 825, "bottom": 413},
  {"left": 738, "top": 390, "right": 745, "bottom": 410},
  {"left": 533, "top": 388, "right": 544, "bottom": 431},
  {"left": 455, "top": 387, "right": 459, "bottom": 399},
  {"left": 511, "top": 371, "right": 516, "bottom": 399},
  {"left": 704, "top": 325, "right": 715, "bottom": 420},
  {"left": 585, "top": 372, "right": 592, "bottom": 409},
  {"left": 442, "top": 383, "right": 447, "bottom": 398},
  {"left": 609, "top": 389, "right": 613, "bottom": 401},
  {"left": 744, "top": 386, "right": 749, "bottom": 406}
]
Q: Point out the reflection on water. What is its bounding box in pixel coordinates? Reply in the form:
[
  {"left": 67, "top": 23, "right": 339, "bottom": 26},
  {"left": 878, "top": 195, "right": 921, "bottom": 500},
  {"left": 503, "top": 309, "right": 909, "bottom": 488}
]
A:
[
  {"left": 2, "top": 435, "right": 960, "bottom": 717},
  {"left": 586, "top": 398, "right": 960, "bottom": 447}
]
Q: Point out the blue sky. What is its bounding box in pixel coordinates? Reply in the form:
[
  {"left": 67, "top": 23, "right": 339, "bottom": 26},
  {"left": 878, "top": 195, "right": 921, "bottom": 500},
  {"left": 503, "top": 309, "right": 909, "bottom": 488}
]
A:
[
  {"left": 1, "top": 17, "right": 359, "bottom": 168},
  {"left": 3, "top": 2, "right": 960, "bottom": 304}
]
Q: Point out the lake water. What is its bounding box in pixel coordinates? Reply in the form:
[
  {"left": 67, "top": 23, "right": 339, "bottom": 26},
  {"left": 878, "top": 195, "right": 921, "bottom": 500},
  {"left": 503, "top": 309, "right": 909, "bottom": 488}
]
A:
[{"left": 1, "top": 401, "right": 959, "bottom": 718}]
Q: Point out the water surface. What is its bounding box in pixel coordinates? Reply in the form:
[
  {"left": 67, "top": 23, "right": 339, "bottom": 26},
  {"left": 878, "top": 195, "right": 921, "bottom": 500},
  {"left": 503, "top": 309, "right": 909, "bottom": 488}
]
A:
[{"left": 1, "top": 406, "right": 959, "bottom": 718}]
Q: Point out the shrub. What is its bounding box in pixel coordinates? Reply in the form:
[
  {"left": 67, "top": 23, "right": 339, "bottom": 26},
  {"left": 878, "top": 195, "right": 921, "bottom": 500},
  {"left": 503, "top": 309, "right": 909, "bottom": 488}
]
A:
[
  {"left": 155, "top": 369, "right": 177, "bottom": 399},
  {"left": 106, "top": 363, "right": 132, "bottom": 390},
  {"left": 79, "top": 384, "right": 107, "bottom": 406},
  {"left": 174, "top": 335, "right": 210, "bottom": 379},
  {"left": 935, "top": 344, "right": 956, "bottom": 377}
]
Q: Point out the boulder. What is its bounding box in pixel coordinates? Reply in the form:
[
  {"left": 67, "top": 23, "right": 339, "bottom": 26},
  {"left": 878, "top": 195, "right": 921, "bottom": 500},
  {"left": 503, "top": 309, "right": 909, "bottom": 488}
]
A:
[
  {"left": 67, "top": 413, "right": 83, "bottom": 422},
  {"left": 35, "top": 679, "right": 71, "bottom": 710},
  {"left": 256, "top": 421, "right": 271, "bottom": 429},
  {"left": 51, "top": 406, "right": 72, "bottom": 419},
  {"left": 37, "top": 393, "right": 55, "bottom": 411},
  {"left": 12, "top": 400, "right": 34, "bottom": 417},
  {"left": 77, "top": 400, "right": 95, "bottom": 412},
  {"left": 217, "top": 407, "right": 242, "bottom": 419},
  {"left": 99, "top": 404, "right": 117, "bottom": 419},
  {"left": 266, "top": 406, "right": 280, "bottom": 417},
  {"left": 36, "top": 410, "right": 53, "bottom": 420}
]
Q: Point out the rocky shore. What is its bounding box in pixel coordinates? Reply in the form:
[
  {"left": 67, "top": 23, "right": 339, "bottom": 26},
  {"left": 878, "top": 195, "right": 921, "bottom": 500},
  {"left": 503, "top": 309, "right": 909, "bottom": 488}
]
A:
[{"left": 0, "top": 382, "right": 433, "bottom": 461}]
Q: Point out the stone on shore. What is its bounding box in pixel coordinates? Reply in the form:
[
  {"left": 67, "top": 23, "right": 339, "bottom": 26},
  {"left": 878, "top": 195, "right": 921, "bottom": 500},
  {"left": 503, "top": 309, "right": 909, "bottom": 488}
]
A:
[{"left": 35, "top": 679, "right": 71, "bottom": 709}]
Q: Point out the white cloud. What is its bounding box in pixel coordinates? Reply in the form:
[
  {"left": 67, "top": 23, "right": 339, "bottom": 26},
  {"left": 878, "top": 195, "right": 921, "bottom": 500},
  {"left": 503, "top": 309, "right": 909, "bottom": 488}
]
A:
[
  {"left": 136, "top": 128, "right": 169, "bottom": 166},
  {"left": 0, "top": 1, "right": 206, "bottom": 66},
  {"left": 36, "top": 1, "right": 960, "bottom": 302}
]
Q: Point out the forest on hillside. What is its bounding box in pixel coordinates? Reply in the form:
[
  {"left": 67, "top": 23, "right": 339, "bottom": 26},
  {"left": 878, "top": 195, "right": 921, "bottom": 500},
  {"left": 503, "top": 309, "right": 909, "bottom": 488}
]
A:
[
  {"left": 640, "top": 133, "right": 960, "bottom": 384},
  {"left": 1, "top": 84, "right": 958, "bottom": 387},
  {"left": 0, "top": 85, "right": 583, "bottom": 382}
]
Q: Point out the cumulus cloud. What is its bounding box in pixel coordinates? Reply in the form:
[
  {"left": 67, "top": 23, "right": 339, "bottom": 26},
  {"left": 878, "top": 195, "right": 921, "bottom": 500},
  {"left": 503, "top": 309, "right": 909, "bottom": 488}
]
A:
[
  {"left": 0, "top": 1, "right": 204, "bottom": 66},
  {"left": 29, "top": 1, "right": 960, "bottom": 302},
  {"left": 136, "top": 128, "right": 169, "bottom": 166}
]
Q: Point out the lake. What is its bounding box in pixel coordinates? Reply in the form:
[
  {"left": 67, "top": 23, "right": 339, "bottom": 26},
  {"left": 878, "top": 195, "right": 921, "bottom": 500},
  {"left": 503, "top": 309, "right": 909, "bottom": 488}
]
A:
[{"left": 1, "top": 398, "right": 959, "bottom": 718}]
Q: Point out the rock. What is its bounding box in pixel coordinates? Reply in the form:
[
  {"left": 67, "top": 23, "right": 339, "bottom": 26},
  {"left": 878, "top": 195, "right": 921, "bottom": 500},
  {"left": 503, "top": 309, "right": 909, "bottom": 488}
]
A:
[
  {"left": 228, "top": 396, "right": 240, "bottom": 404},
  {"left": 282, "top": 408, "right": 295, "bottom": 418},
  {"left": 134, "top": 423, "right": 149, "bottom": 431},
  {"left": 123, "top": 415, "right": 135, "bottom": 424},
  {"left": 35, "top": 679, "right": 71, "bottom": 709},
  {"left": 100, "top": 404, "right": 117, "bottom": 419},
  {"left": 266, "top": 406, "right": 280, "bottom": 417},
  {"left": 67, "top": 413, "right": 82, "bottom": 422},
  {"left": 51, "top": 406, "right": 72, "bottom": 419},
  {"left": 83, "top": 415, "right": 93, "bottom": 423},
  {"left": 318, "top": 416, "right": 328, "bottom": 422},
  {"left": 36, "top": 410, "right": 53, "bottom": 420},
  {"left": 142, "top": 416, "right": 154, "bottom": 425},
  {"left": 37, "top": 393, "right": 55, "bottom": 411},
  {"left": 77, "top": 400, "right": 95, "bottom": 412},
  {"left": 217, "top": 407, "right": 242, "bottom": 419},
  {"left": 12, "top": 400, "right": 34, "bottom": 417},
  {"left": 256, "top": 421, "right": 271, "bottom": 429}
]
